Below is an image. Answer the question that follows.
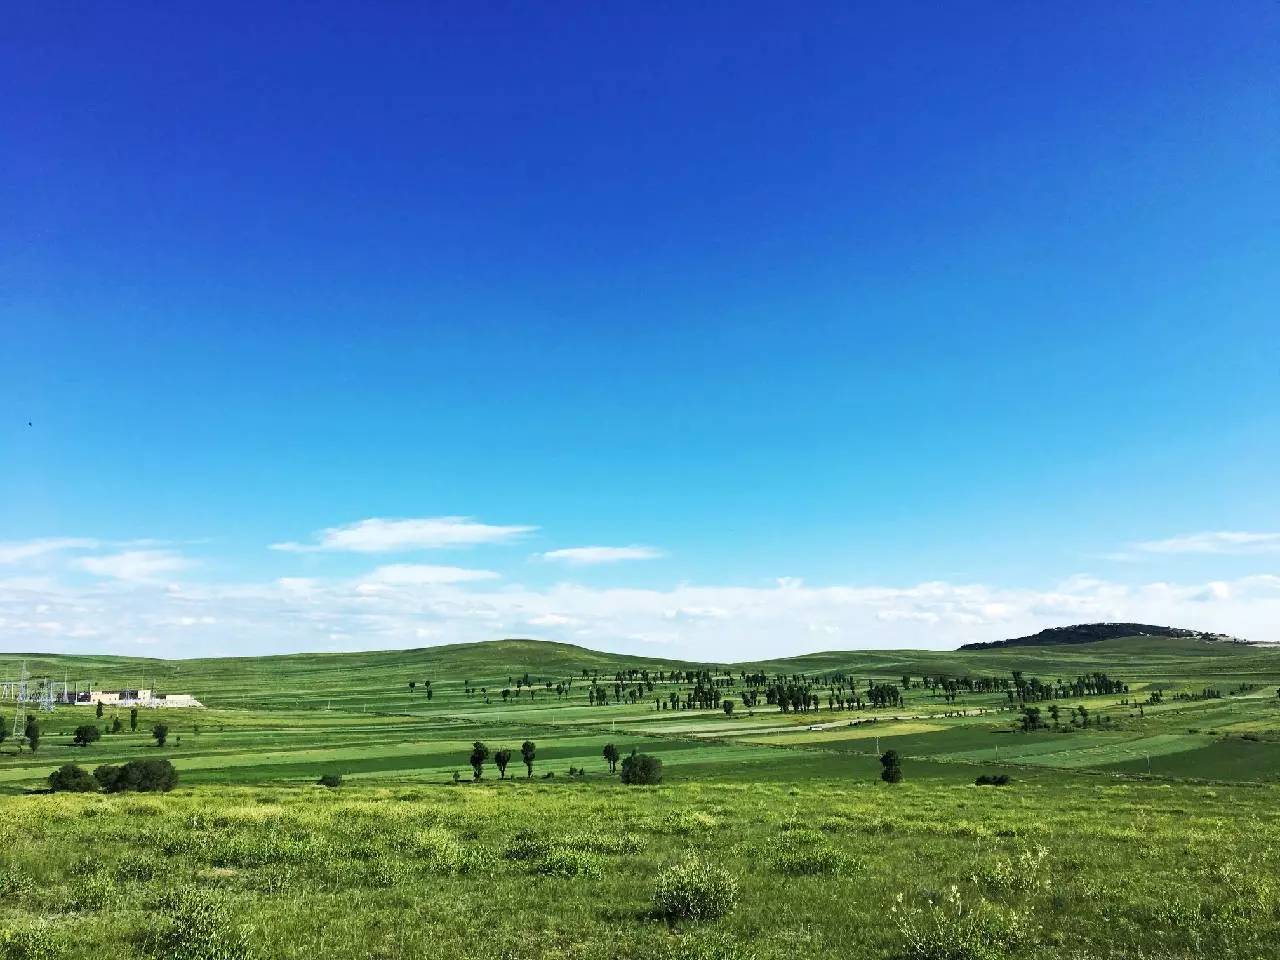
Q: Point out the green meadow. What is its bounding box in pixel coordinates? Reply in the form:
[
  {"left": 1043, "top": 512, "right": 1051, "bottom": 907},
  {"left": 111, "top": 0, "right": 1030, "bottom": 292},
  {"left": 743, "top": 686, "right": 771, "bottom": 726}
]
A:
[{"left": 2, "top": 634, "right": 1280, "bottom": 958}]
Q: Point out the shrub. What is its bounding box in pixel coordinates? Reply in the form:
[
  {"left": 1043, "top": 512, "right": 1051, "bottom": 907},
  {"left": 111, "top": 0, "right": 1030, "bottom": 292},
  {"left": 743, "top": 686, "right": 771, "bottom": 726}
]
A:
[
  {"left": 0, "top": 920, "right": 59, "bottom": 960},
  {"left": 652, "top": 857, "right": 740, "bottom": 923},
  {"left": 503, "top": 830, "right": 552, "bottom": 862},
  {"left": 974, "top": 774, "right": 1010, "bottom": 787},
  {"left": 317, "top": 773, "right": 343, "bottom": 788},
  {"left": 533, "top": 846, "right": 601, "bottom": 878},
  {"left": 48, "top": 763, "right": 98, "bottom": 793},
  {"left": 142, "top": 889, "right": 252, "bottom": 960},
  {"left": 621, "top": 752, "right": 663, "bottom": 785},
  {"left": 94, "top": 759, "right": 178, "bottom": 793},
  {"left": 892, "top": 886, "right": 1024, "bottom": 960},
  {"left": 971, "top": 844, "right": 1050, "bottom": 895},
  {"left": 773, "top": 828, "right": 851, "bottom": 876}
]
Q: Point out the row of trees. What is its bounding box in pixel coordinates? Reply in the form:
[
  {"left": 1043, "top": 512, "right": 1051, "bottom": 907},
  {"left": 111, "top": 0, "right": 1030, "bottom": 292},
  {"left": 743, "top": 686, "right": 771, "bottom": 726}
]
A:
[
  {"left": 463, "top": 740, "right": 662, "bottom": 784},
  {"left": 72, "top": 721, "right": 171, "bottom": 747},
  {"left": 49, "top": 758, "right": 178, "bottom": 793}
]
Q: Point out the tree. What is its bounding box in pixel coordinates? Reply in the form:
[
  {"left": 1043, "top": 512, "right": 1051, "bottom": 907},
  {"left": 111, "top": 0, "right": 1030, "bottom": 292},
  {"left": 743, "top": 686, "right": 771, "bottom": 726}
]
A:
[
  {"left": 73, "top": 724, "right": 101, "bottom": 747},
  {"left": 129, "top": 707, "right": 138, "bottom": 732},
  {"left": 620, "top": 751, "right": 663, "bottom": 785},
  {"left": 49, "top": 763, "right": 98, "bottom": 792},
  {"left": 111, "top": 716, "right": 123, "bottom": 734},
  {"left": 495, "top": 748, "right": 511, "bottom": 779},
  {"left": 0, "top": 715, "right": 9, "bottom": 745},
  {"left": 469, "top": 741, "right": 489, "bottom": 780},
  {"left": 880, "top": 749, "right": 903, "bottom": 784},
  {"left": 152, "top": 723, "right": 169, "bottom": 747},
  {"left": 722, "top": 699, "right": 735, "bottom": 717},
  {"left": 521, "top": 740, "right": 536, "bottom": 778},
  {"left": 24, "top": 715, "right": 39, "bottom": 754},
  {"left": 602, "top": 742, "right": 620, "bottom": 773},
  {"left": 96, "top": 701, "right": 104, "bottom": 719}
]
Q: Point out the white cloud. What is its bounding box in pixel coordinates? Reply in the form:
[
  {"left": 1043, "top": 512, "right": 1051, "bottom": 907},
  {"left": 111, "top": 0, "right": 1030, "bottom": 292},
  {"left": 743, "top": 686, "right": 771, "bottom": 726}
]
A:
[
  {"left": 0, "top": 538, "right": 100, "bottom": 564},
  {"left": 271, "top": 516, "right": 536, "bottom": 553},
  {"left": 360, "top": 564, "right": 501, "bottom": 586},
  {"left": 1130, "top": 531, "right": 1280, "bottom": 556},
  {"left": 75, "top": 550, "right": 193, "bottom": 582},
  {"left": 539, "top": 545, "right": 664, "bottom": 565}
]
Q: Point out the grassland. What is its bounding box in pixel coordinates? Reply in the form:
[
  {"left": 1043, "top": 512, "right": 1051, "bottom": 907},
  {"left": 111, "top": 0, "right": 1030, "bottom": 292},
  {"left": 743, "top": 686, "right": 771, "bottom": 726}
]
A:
[{"left": 2, "top": 635, "right": 1280, "bottom": 958}]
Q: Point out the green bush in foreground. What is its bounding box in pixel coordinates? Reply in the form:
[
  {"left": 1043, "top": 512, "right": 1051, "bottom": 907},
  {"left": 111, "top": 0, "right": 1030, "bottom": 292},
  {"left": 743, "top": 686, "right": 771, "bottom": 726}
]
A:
[
  {"left": 94, "top": 759, "right": 178, "bottom": 793},
  {"left": 621, "top": 751, "right": 663, "bottom": 785},
  {"left": 48, "top": 763, "right": 98, "bottom": 793},
  {"left": 892, "top": 886, "right": 1023, "bottom": 960},
  {"left": 652, "top": 857, "right": 740, "bottom": 923},
  {"left": 773, "top": 828, "right": 851, "bottom": 876},
  {"left": 143, "top": 889, "right": 252, "bottom": 960},
  {"left": 0, "top": 920, "right": 59, "bottom": 960}
]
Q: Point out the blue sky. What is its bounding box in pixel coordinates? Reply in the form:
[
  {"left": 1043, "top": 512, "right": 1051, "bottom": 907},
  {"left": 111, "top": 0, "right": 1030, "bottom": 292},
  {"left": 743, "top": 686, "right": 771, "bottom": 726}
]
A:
[{"left": 2, "top": 4, "right": 1278, "bottom": 658}]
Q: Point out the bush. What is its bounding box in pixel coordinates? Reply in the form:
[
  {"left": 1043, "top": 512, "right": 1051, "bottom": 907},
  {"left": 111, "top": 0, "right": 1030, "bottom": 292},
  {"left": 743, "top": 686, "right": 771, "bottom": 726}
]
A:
[
  {"left": 48, "top": 763, "right": 98, "bottom": 793},
  {"left": 0, "top": 920, "right": 59, "bottom": 960},
  {"left": 533, "top": 846, "right": 602, "bottom": 878},
  {"left": 893, "top": 886, "right": 1023, "bottom": 960},
  {"left": 317, "top": 773, "right": 343, "bottom": 788},
  {"left": 620, "top": 752, "right": 663, "bottom": 785},
  {"left": 94, "top": 759, "right": 178, "bottom": 793},
  {"left": 773, "top": 828, "right": 851, "bottom": 876},
  {"left": 142, "top": 889, "right": 252, "bottom": 960},
  {"left": 974, "top": 774, "right": 1010, "bottom": 787},
  {"left": 652, "top": 857, "right": 740, "bottom": 923}
]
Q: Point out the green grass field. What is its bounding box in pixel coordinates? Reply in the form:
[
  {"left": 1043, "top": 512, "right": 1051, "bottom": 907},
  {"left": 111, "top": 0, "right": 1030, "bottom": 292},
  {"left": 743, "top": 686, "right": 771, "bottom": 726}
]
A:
[{"left": 2, "top": 635, "right": 1280, "bottom": 959}]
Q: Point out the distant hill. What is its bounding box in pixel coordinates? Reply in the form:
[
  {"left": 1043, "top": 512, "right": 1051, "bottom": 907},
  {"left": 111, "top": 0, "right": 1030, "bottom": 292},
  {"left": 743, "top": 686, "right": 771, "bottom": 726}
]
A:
[{"left": 959, "top": 622, "right": 1241, "bottom": 651}]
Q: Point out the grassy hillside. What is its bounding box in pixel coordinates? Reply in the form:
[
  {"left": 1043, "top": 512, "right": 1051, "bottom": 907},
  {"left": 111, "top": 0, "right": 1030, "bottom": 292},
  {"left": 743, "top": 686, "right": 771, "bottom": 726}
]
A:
[{"left": 3, "top": 634, "right": 1280, "bottom": 958}]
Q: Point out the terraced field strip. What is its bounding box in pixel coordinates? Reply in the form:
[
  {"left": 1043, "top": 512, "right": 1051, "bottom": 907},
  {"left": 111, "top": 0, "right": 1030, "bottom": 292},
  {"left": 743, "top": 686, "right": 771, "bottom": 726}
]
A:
[
  {"left": 931, "top": 732, "right": 1213, "bottom": 768},
  {"left": 737, "top": 721, "right": 949, "bottom": 746}
]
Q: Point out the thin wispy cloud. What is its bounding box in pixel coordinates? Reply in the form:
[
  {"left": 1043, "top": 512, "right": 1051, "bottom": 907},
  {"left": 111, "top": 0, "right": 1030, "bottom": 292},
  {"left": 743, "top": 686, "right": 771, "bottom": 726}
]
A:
[
  {"left": 1131, "top": 531, "right": 1280, "bottom": 556},
  {"left": 271, "top": 517, "right": 537, "bottom": 554},
  {"left": 360, "top": 564, "right": 501, "bottom": 586},
  {"left": 75, "top": 549, "right": 193, "bottom": 582},
  {"left": 1101, "top": 531, "right": 1280, "bottom": 561},
  {"left": 539, "top": 545, "right": 665, "bottom": 565},
  {"left": 0, "top": 538, "right": 100, "bottom": 564}
]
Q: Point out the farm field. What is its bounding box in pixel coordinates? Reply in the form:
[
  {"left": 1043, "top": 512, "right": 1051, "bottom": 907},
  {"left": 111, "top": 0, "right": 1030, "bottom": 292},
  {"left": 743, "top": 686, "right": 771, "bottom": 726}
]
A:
[{"left": 2, "top": 634, "right": 1280, "bottom": 958}]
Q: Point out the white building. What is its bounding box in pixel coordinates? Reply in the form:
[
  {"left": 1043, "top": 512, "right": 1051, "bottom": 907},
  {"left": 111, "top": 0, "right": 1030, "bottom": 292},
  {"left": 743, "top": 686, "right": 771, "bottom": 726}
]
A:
[{"left": 78, "top": 689, "right": 204, "bottom": 709}]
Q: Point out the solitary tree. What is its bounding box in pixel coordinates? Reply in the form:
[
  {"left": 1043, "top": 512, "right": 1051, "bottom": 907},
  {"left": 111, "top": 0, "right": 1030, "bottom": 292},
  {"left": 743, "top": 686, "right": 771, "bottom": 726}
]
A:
[
  {"left": 602, "top": 742, "right": 620, "bottom": 773},
  {"left": 521, "top": 740, "right": 536, "bottom": 778},
  {"left": 152, "top": 723, "right": 169, "bottom": 747},
  {"left": 111, "top": 716, "right": 123, "bottom": 734},
  {"left": 495, "top": 748, "right": 512, "bottom": 779},
  {"left": 880, "top": 749, "right": 903, "bottom": 784},
  {"left": 129, "top": 707, "right": 138, "bottom": 732},
  {"left": 469, "top": 741, "right": 489, "bottom": 780},
  {"left": 96, "top": 701, "right": 104, "bottom": 719},
  {"left": 0, "top": 716, "right": 9, "bottom": 745},
  {"left": 24, "top": 715, "right": 40, "bottom": 754},
  {"left": 72, "top": 724, "right": 101, "bottom": 747},
  {"left": 723, "top": 699, "right": 735, "bottom": 717}
]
